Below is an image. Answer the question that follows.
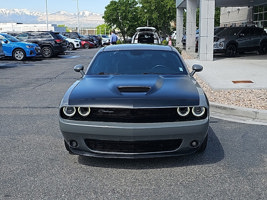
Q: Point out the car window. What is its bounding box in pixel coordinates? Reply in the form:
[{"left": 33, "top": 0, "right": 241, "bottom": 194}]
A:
[
  {"left": 1, "top": 34, "right": 20, "bottom": 42},
  {"left": 217, "top": 27, "right": 242, "bottom": 37},
  {"left": 17, "top": 33, "right": 29, "bottom": 40},
  {"left": 88, "top": 50, "right": 186, "bottom": 75},
  {"left": 240, "top": 28, "right": 252, "bottom": 37}
]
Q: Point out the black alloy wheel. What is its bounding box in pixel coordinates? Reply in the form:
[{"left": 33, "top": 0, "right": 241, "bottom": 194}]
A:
[
  {"left": 13, "top": 49, "right": 26, "bottom": 61},
  {"left": 69, "top": 43, "right": 75, "bottom": 50},
  {"left": 225, "top": 44, "right": 237, "bottom": 57},
  {"left": 84, "top": 43, "right": 89, "bottom": 49},
  {"left": 258, "top": 43, "right": 267, "bottom": 55},
  {"left": 41, "top": 46, "right": 53, "bottom": 58}
]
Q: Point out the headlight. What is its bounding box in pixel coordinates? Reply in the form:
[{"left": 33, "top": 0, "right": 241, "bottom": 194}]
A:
[
  {"left": 192, "top": 107, "right": 206, "bottom": 117},
  {"left": 26, "top": 45, "right": 34, "bottom": 48},
  {"left": 63, "top": 106, "right": 76, "bottom": 117},
  {"left": 177, "top": 107, "right": 190, "bottom": 117},
  {"left": 78, "top": 107, "right": 91, "bottom": 117},
  {"left": 218, "top": 42, "right": 224, "bottom": 48}
]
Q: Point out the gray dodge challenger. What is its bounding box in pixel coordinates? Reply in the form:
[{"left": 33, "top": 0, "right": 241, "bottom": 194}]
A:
[{"left": 59, "top": 44, "right": 209, "bottom": 158}]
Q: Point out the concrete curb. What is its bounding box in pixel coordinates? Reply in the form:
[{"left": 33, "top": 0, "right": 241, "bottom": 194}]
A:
[{"left": 210, "top": 102, "right": 267, "bottom": 125}]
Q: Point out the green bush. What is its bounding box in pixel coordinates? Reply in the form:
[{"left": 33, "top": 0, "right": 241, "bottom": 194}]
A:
[
  {"left": 175, "top": 47, "right": 182, "bottom": 54},
  {"left": 116, "top": 40, "right": 122, "bottom": 44},
  {"left": 162, "top": 40, "right": 168, "bottom": 45}
]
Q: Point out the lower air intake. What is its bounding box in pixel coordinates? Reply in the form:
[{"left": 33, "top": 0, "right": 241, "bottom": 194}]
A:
[{"left": 85, "top": 139, "right": 182, "bottom": 153}]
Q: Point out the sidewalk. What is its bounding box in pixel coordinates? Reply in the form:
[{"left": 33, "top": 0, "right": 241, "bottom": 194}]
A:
[{"left": 183, "top": 52, "right": 267, "bottom": 125}]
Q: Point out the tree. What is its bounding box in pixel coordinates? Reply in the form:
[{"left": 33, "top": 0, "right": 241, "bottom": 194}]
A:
[
  {"left": 138, "top": 0, "right": 176, "bottom": 36},
  {"left": 58, "top": 24, "right": 71, "bottom": 32},
  {"left": 103, "top": 0, "right": 142, "bottom": 40},
  {"left": 96, "top": 24, "right": 112, "bottom": 35}
]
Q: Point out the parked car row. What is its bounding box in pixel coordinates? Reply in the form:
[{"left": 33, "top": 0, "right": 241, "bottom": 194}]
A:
[
  {"left": 0, "top": 31, "right": 106, "bottom": 61},
  {"left": 182, "top": 26, "right": 267, "bottom": 56},
  {"left": 0, "top": 33, "right": 41, "bottom": 61}
]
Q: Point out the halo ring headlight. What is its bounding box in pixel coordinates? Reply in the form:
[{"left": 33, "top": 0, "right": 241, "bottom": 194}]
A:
[
  {"left": 192, "top": 107, "right": 206, "bottom": 117},
  {"left": 78, "top": 107, "right": 91, "bottom": 117},
  {"left": 63, "top": 106, "right": 76, "bottom": 117},
  {"left": 177, "top": 107, "right": 190, "bottom": 117}
]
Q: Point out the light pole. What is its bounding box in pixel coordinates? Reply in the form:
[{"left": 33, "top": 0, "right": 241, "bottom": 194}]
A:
[
  {"left": 45, "top": 0, "right": 48, "bottom": 31},
  {"left": 76, "top": 0, "right": 80, "bottom": 33}
]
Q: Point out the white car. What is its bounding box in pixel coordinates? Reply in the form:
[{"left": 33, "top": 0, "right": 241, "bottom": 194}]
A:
[
  {"left": 62, "top": 35, "right": 81, "bottom": 50},
  {"left": 101, "top": 35, "right": 110, "bottom": 45},
  {"left": 131, "top": 27, "right": 161, "bottom": 44}
]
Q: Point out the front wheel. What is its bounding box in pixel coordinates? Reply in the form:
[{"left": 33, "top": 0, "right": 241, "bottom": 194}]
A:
[
  {"left": 225, "top": 44, "right": 237, "bottom": 57},
  {"left": 84, "top": 43, "right": 89, "bottom": 49},
  {"left": 258, "top": 43, "right": 267, "bottom": 55},
  {"left": 41, "top": 46, "right": 53, "bottom": 58},
  {"left": 13, "top": 49, "right": 26, "bottom": 61},
  {"left": 69, "top": 43, "right": 75, "bottom": 50}
]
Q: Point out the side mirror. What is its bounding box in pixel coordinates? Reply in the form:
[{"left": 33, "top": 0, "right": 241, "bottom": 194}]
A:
[
  {"left": 3, "top": 39, "right": 8, "bottom": 44},
  {"left": 74, "top": 64, "right": 85, "bottom": 76},
  {"left": 190, "top": 64, "right": 203, "bottom": 76}
]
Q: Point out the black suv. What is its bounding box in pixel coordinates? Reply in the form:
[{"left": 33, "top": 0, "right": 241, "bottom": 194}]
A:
[
  {"left": 16, "top": 31, "right": 67, "bottom": 58},
  {"left": 214, "top": 26, "right": 267, "bottom": 57}
]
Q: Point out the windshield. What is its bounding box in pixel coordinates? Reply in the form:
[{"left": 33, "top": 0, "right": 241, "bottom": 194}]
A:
[
  {"left": 2, "top": 34, "right": 20, "bottom": 42},
  {"left": 87, "top": 50, "right": 186, "bottom": 75}
]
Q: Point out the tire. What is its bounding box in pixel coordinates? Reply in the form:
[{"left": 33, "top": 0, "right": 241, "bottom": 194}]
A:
[
  {"left": 84, "top": 43, "right": 89, "bottom": 49},
  {"left": 197, "top": 134, "right": 208, "bottom": 153},
  {"left": 225, "top": 44, "right": 237, "bottom": 57},
  {"left": 13, "top": 49, "right": 26, "bottom": 61},
  {"left": 258, "top": 43, "right": 267, "bottom": 55},
  {"left": 69, "top": 43, "right": 75, "bottom": 50},
  {"left": 41, "top": 46, "right": 53, "bottom": 58}
]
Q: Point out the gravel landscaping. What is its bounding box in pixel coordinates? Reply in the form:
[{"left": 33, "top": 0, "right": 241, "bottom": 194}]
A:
[{"left": 182, "top": 51, "right": 267, "bottom": 110}]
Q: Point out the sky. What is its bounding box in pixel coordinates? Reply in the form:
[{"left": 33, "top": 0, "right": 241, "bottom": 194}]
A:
[{"left": 1, "top": 0, "right": 111, "bottom": 14}]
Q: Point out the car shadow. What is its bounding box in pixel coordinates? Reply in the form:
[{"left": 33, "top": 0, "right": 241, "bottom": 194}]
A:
[
  {"left": 78, "top": 126, "right": 224, "bottom": 169},
  {"left": 214, "top": 51, "right": 267, "bottom": 61}
]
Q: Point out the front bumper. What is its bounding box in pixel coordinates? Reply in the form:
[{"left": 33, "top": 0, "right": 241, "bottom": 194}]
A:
[{"left": 59, "top": 118, "right": 209, "bottom": 158}]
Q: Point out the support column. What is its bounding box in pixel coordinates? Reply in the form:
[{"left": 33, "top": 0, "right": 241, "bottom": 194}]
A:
[
  {"left": 176, "top": 7, "right": 184, "bottom": 47},
  {"left": 199, "top": 0, "right": 215, "bottom": 61},
  {"left": 186, "top": 0, "right": 197, "bottom": 53}
]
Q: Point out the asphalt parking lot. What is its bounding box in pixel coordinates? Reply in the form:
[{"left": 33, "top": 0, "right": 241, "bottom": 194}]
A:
[{"left": 0, "top": 49, "right": 266, "bottom": 200}]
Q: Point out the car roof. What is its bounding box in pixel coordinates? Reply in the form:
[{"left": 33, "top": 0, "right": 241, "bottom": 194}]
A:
[{"left": 102, "top": 44, "right": 174, "bottom": 52}]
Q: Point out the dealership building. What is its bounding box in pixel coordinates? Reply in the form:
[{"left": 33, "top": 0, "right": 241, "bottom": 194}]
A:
[
  {"left": 176, "top": 0, "right": 267, "bottom": 61},
  {"left": 0, "top": 23, "right": 66, "bottom": 33}
]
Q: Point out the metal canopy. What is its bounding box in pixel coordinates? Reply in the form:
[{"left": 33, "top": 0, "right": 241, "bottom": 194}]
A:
[{"left": 177, "top": 0, "right": 267, "bottom": 8}]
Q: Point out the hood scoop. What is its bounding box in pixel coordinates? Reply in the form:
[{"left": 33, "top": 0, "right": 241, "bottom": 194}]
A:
[{"left": 118, "top": 86, "right": 151, "bottom": 93}]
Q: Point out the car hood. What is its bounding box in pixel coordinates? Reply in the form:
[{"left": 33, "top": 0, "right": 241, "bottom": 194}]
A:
[
  {"left": 68, "top": 75, "right": 201, "bottom": 108},
  {"left": 8, "top": 41, "right": 38, "bottom": 47}
]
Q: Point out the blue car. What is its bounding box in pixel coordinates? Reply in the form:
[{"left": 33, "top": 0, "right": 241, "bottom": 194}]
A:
[{"left": 0, "top": 33, "right": 41, "bottom": 61}]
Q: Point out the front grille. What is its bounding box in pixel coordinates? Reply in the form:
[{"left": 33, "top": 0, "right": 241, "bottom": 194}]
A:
[
  {"left": 85, "top": 139, "right": 182, "bottom": 153},
  {"left": 60, "top": 107, "right": 207, "bottom": 123}
]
